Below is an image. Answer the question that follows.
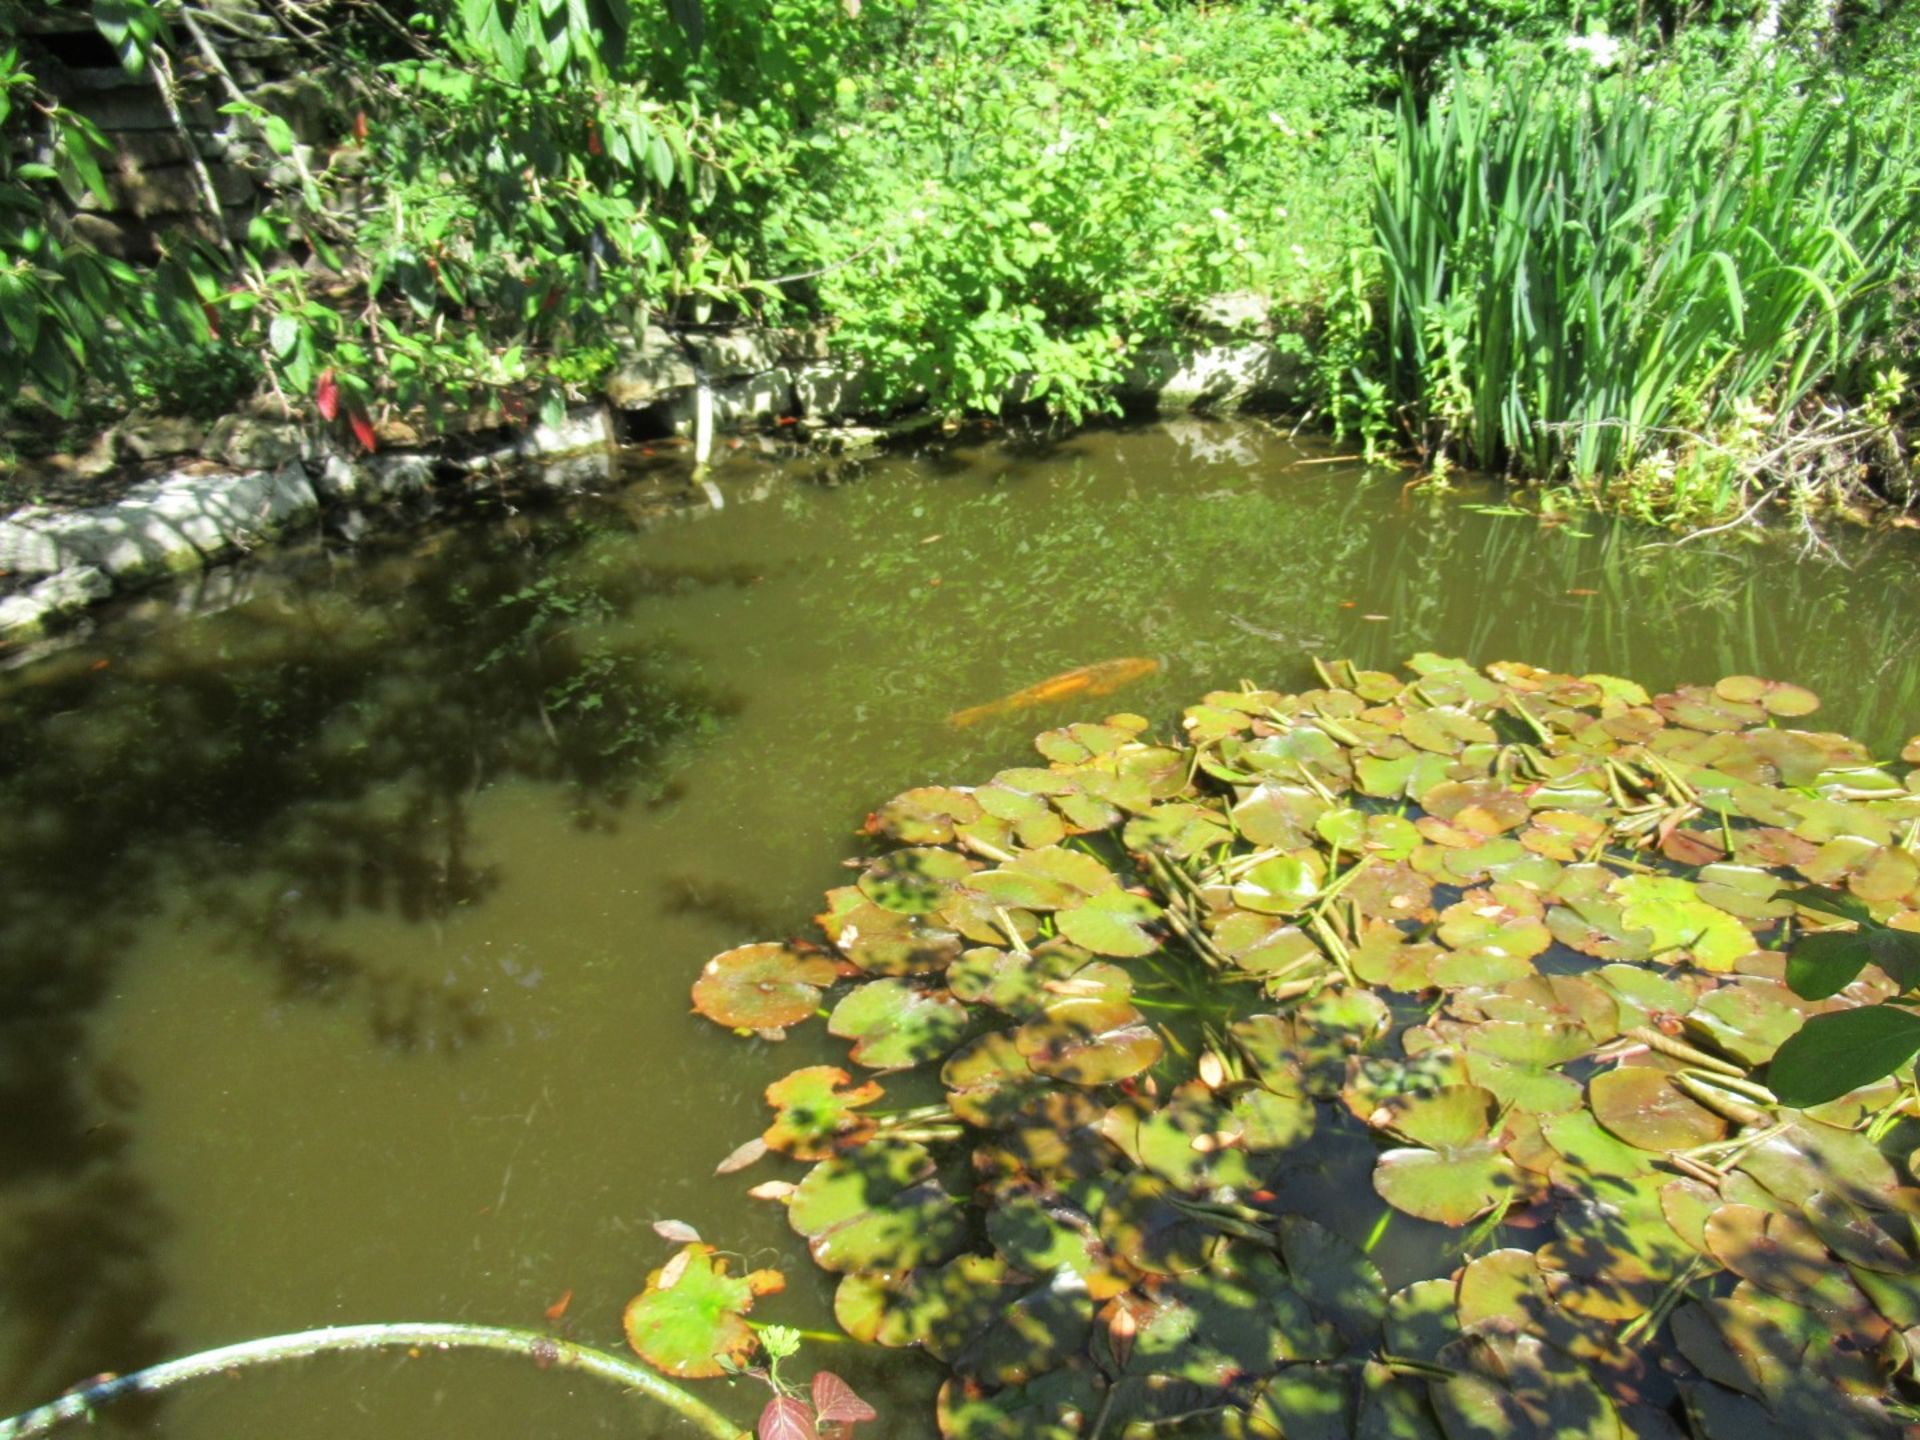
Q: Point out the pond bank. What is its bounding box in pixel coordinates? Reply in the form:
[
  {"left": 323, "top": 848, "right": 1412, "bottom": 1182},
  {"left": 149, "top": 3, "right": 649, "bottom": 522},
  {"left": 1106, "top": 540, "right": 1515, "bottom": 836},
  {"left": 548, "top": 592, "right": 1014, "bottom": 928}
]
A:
[{"left": 0, "top": 317, "right": 1304, "bottom": 653}]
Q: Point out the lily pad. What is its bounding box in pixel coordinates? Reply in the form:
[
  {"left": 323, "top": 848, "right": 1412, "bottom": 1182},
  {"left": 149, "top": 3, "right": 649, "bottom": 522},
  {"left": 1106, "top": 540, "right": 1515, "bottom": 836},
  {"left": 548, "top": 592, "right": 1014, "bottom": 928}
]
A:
[
  {"left": 950, "top": 1274, "right": 1097, "bottom": 1387},
  {"left": 860, "top": 846, "right": 979, "bottom": 914},
  {"left": 828, "top": 978, "right": 971, "bottom": 1070},
  {"left": 942, "top": 1029, "right": 1054, "bottom": 1128},
  {"left": 1372, "top": 1087, "right": 1520, "bottom": 1226},
  {"left": 1278, "top": 1214, "right": 1387, "bottom": 1346},
  {"left": 691, "top": 943, "right": 839, "bottom": 1030},
  {"left": 1057, "top": 888, "right": 1164, "bottom": 957},
  {"left": 986, "top": 1188, "right": 1125, "bottom": 1298},
  {"left": 870, "top": 786, "right": 984, "bottom": 845},
  {"left": 1612, "top": 875, "right": 1757, "bottom": 972},
  {"left": 1430, "top": 1331, "right": 1621, "bottom": 1440},
  {"left": 818, "top": 886, "right": 965, "bottom": 975},
  {"left": 971, "top": 846, "right": 1117, "bottom": 911},
  {"left": 789, "top": 1140, "right": 970, "bottom": 1273},
  {"left": 1014, "top": 995, "right": 1163, "bottom": 1085},
  {"left": 948, "top": 941, "right": 1130, "bottom": 1019},
  {"left": 764, "top": 1065, "right": 885, "bottom": 1159},
  {"left": 1125, "top": 802, "right": 1234, "bottom": 859},
  {"left": 1232, "top": 854, "right": 1325, "bottom": 915},
  {"left": 1703, "top": 1205, "right": 1875, "bottom": 1317},
  {"left": 622, "top": 1243, "right": 784, "bottom": 1378},
  {"left": 1101, "top": 1082, "right": 1267, "bottom": 1192},
  {"left": 1098, "top": 1172, "right": 1221, "bottom": 1275},
  {"left": 1588, "top": 1067, "right": 1728, "bottom": 1153}
]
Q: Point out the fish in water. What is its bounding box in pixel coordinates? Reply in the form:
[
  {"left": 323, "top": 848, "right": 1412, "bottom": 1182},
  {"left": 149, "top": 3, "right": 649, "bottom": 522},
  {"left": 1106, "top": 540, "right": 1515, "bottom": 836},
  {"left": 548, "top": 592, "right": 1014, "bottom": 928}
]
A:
[{"left": 947, "top": 657, "right": 1160, "bottom": 728}]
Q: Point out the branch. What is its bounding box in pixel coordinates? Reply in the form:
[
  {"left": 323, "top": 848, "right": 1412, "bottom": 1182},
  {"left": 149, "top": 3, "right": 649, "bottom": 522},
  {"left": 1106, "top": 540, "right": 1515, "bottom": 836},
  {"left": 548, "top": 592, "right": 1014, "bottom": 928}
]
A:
[
  {"left": 0, "top": 1323, "right": 747, "bottom": 1440},
  {"left": 147, "top": 45, "right": 239, "bottom": 268},
  {"left": 175, "top": 5, "right": 323, "bottom": 209}
]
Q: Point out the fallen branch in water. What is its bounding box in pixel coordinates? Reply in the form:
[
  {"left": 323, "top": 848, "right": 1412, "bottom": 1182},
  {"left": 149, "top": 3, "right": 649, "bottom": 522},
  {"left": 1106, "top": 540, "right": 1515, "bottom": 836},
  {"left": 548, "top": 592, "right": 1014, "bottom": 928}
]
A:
[{"left": 0, "top": 1322, "right": 747, "bottom": 1440}]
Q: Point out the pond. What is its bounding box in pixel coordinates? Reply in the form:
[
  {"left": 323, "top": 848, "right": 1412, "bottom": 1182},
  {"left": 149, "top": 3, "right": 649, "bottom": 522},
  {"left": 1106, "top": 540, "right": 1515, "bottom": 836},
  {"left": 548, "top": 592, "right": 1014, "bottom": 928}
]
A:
[{"left": 4, "top": 418, "right": 1920, "bottom": 1438}]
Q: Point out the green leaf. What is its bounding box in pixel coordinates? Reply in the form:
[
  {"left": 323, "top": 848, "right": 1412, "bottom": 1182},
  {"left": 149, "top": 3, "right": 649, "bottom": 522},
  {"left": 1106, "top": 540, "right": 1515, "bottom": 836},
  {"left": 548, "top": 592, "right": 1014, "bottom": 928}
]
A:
[
  {"left": 621, "top": 1244, "right": 782, "bottom": 1378},
  {"left": 1867, "top": 927, "right": 1920, "bottom": 991},
  {"left": 1778, "top": 884, "right": 1874, "bottom": 925},
  {"left": 92, "top": 0, "right": 161, "bottom": 75},
  {"left": 1056, "top": 889, "right": 1162, "bottom": 958},
  {"left": 1785, "top": 929, "right": 1872, "bottom": 1001},
  {"left": 1767, "top": 1006, "right": 1920, "bottom": 1107},
  {"left": 262, "top": 114, "right": 296, "bottom": 156}
]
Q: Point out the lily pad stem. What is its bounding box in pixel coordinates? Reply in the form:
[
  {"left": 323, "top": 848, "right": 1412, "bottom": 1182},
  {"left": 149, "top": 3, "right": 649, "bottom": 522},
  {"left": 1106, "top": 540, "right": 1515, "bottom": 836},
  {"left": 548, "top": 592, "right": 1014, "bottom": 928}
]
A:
[
  {"left": 1620, "top": 1255, "right": 1709, "bottom": 1347},
  {"left": 1505, "top": 698, "right": 1554, "bottom": 747},
  {"left": 1662, "top": 1152, "right": 1725, "bottom": 1186},
  {"left": 0, "top": 1323, "right": 746, "bottom": 1440},
  {"left": 746, "top": 1322, "right": 849, "bottom": 1345},
  {"left": 1678, "top": 1067, "right": 1775, "bottom": 1106},
  {"left": 961, "top": 835, "right": 1019, "bottom": 866},
  {"left": 1376, "top": 1354, "right": 1461, "bottom": 1380},
  {"left": 1307, "top": 912, "right": 1357, "bottom": 985},
  {"left": 1671, "top": 1073, "right": 1768, "bottom": 1127},
  {"left": 1305, "top": 853, "right": 1377, "bottom": 924},
  {"left": 1623, "top": 1026, "right": 1746, "bottom": 1078}
]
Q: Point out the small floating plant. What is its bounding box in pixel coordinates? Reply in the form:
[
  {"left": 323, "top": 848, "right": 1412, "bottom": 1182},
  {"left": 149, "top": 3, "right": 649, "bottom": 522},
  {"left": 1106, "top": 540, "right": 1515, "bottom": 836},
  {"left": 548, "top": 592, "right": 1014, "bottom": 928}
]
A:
[{"left": 674, "top": 654, "right": 1920, "bottom": 1439}]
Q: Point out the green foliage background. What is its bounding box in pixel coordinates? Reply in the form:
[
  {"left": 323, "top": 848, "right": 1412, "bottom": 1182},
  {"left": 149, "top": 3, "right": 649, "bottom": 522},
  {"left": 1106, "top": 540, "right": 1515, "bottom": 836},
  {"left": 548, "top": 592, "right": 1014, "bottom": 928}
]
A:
[{"left": 2, "top": 0, "right": 1915, "bottom": 512}]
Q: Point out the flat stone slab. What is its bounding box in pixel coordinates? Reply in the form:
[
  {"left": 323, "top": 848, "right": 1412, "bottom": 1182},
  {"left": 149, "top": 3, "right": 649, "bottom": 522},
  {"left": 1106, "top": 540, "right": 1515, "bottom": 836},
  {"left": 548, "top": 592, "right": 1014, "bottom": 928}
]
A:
[
  {"left": 0, "top": 461, "right": 317, "bottom": 584},
  {"left": 0, "top": 566, "right": 112, "bottom": 641}
]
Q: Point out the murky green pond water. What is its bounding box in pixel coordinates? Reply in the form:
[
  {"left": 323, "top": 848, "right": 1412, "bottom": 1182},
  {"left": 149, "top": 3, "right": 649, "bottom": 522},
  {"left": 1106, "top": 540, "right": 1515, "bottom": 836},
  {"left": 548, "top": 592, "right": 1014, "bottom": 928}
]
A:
[{"left": 4, "top": 420, "right": 1920, "bottom": 1438}]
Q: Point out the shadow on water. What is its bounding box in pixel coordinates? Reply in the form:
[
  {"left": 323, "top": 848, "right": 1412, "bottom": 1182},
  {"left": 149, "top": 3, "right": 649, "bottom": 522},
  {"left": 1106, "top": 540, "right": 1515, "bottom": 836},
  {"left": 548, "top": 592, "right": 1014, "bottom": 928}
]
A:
[{"left": 0, "top": 508, "right": 738, "bottom": 1400}]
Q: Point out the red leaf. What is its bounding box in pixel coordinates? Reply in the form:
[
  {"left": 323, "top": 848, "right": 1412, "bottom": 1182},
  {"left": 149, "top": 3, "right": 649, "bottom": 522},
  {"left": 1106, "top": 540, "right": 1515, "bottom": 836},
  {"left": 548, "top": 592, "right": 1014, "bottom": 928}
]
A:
[
  {"left": 543, "top": 1289, "right": 572, "bottom": 1322},
  {"left": 315, "top": 369, "right": 339, "bottom": 421},
  {"left": 349, "top": 411, "right": 377, "bottom": 454},
  {"left": 811, "top": 1373, "right": 876, "bottom": 1425},
  {"left": 587, "top": 122, "right": 603, "bottom": 157},
  {"left": 354, "top": 110, "right": 368, "bottom": 142},
  {"left": 758, "top": 1396, "right": 816, "bottom": 1440}
]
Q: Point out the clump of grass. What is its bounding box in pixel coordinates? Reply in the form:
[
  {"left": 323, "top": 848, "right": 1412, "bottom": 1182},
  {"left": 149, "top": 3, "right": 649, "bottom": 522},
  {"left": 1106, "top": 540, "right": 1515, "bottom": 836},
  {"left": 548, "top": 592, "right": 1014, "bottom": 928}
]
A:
[{"left": 1371, "top": 48, "right": 1920, "bottom": 507}]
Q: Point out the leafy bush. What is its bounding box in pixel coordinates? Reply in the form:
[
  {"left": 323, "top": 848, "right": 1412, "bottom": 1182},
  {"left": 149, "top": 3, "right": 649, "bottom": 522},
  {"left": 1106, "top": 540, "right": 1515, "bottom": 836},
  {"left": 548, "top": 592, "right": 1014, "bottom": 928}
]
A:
[
  {"left": 2, "top": 0, "right": 786, "bottom": 431},
  {"left": 1368, "top": 46, "right": 1920, "bottom": 499},
  {"left": 771, "top": 0, "right": 1379, "bottom": 418},
  {"left": 0, "top": 23, "right": 229, "bottom": 418}
]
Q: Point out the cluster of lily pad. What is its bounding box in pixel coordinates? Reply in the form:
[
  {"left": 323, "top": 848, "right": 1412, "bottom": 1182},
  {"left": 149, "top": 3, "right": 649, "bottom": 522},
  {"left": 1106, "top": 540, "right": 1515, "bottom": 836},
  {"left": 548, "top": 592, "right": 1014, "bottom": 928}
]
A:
[{"left": 655, "top": 655, "right": 1920, "bottom": 1438}]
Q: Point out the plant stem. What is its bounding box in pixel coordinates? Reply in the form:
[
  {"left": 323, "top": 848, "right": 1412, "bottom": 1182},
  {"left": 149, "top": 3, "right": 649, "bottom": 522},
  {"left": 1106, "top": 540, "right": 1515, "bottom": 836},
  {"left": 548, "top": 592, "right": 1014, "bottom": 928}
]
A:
[{"left": 0, "top": 1323, "right": 746, "bottom": 1440}]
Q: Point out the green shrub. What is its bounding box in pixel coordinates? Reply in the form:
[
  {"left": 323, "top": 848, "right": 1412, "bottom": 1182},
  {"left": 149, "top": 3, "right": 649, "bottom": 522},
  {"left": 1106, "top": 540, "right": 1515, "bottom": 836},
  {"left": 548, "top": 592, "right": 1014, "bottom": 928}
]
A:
[{"left": 770, "top": 0, "right": 1380, "bottom": 418}]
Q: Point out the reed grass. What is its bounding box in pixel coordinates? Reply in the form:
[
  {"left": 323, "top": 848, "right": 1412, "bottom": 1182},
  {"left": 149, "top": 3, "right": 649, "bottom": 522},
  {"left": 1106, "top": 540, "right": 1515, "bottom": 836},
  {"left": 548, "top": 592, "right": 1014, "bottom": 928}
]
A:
[{"left": 1372, "top": 52, "right": 1920, "bottom": 496}]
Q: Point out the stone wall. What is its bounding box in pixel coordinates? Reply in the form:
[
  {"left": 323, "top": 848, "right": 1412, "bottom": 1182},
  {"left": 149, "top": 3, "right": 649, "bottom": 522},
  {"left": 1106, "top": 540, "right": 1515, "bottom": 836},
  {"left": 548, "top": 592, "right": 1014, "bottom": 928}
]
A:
[
  {"left": 0, "top": 316, "right": 1304, "bottom": 652},
  {"left": 20, "top": 2, "right": 334, "bottom": 260}
]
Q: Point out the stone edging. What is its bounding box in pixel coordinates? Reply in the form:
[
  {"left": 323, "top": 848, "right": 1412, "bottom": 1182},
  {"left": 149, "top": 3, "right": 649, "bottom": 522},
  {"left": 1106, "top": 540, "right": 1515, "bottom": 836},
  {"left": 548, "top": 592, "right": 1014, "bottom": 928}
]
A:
[{"left": 1, "top": 314, "right": 1302, "bottom": 650}]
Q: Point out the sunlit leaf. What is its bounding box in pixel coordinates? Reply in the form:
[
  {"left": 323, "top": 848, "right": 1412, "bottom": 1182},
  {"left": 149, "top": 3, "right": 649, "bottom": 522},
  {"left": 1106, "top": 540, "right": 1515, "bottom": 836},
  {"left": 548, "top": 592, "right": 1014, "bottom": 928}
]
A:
[{"left": 623, "top": 1243, "right": 783, "bottom": 1378}]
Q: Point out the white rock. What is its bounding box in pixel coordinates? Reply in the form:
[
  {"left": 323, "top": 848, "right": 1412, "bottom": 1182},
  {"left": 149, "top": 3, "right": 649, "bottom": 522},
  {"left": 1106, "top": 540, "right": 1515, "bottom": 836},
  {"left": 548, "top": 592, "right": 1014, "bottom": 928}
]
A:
[
  {"left": 687, "top": 330, "right": 781, "bottom": 379},
  {"left": 1126, "top": 342, "right": 1302, "bottom": 412},
  {"left": 0, "top": 462, "right": 319, "bottom": 584},
  {"left": 606, "top": 326, "right": 698, "bottom": 408},
  {"left": 0, "top": 566, "right": 112, "bottom": 642},
  {"left": 662, "top": 370, "right": 795, "bottom": 434},
  {"left": 792, "top": 362, "right": 871, "bottom": 419},
  {"left": 516, "top": 405, "right": 611, "bottom": 461}
]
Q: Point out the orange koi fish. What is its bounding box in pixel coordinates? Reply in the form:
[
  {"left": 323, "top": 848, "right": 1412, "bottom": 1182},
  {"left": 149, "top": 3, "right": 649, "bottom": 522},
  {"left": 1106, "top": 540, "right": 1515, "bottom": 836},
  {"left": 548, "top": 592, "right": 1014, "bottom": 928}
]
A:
[{"left": 947, "top": 657, "right": 1159, "bottom": 728}]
